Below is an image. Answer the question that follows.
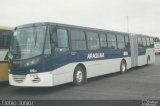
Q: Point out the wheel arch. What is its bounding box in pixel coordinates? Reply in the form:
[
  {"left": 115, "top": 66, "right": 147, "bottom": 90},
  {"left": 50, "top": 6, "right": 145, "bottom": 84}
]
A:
[
  {"left": 147, "top": 55, "right": 150, "bottom": 60},
  {"left": 147, "top": 55, "right": 151, "bottom": 65},
  {"left": 120, "top": 58, "right": 127, "bottom": 73},
  {"left": 121, "top": 58, "right": 127, "bottom": 68}
]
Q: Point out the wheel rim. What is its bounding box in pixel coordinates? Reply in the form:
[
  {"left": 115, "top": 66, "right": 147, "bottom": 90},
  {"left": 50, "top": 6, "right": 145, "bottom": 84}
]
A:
[
  {"left": 121, "top": 63, "right": 126, "bottom": 72},
  {"left": 76, "top": 70, "right": 83, "bottom": 83}
]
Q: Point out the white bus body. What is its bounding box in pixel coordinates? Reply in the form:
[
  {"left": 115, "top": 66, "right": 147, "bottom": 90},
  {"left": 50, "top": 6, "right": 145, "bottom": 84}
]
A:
[{"left": 9, "top": 22, "right": 155, "bottom": 87}]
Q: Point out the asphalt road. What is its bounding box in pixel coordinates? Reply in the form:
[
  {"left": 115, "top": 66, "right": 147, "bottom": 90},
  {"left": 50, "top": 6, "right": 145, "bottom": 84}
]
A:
[{"left": 0, "top": 55, "right": 160, "bottom": 100}]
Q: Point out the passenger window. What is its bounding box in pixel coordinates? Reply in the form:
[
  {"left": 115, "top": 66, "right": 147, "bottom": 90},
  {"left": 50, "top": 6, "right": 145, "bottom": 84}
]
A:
[
  {"left": 125, "top": 36, "right": 130, "bottom": 49},
  {"left": 107, "top": 33, "right": 117, "bottom": 49},
  {"left": 99, "top": 33, "right": 107, "bottom": 49},
  {"left": 138, "top": 37, "right": 143, "bottom": 48},
  {"left": 146, "top": 37, "right": 150, "bottom": 47},
  {"left": 150, "top": 38, "right": 154, "bottom": 47},
  {"left": 117, "top": 35, "right": 125, "bottom": 49},
  {"left": 71, "top": 30, "right": 86, "bottom": 50},
  {"left": 56, "top": 29, "right": 69, "bottom": 53},
  {"left": 87, "top": 32, "right": 100, "bottom": 50},
  {"left": 0, "top": 31, "right": 12, "bottom": 49},
  {"left": 142, "top": 37, "right": 147, "bottom": 47},
  {"left": 57, "top": 29, "right": 68, "bottom": 48}
]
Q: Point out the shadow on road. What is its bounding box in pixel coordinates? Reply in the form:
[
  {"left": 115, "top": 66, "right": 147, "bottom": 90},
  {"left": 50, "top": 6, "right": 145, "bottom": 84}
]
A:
[
  {"left": 12, "top": 83, "right": 73, "bottom": 95},
  {"left": 0, "top": 81, "right": 9, "bottom": 87},
  {"left": 87, "top": 64, "right": 150, "bottom": 83}
]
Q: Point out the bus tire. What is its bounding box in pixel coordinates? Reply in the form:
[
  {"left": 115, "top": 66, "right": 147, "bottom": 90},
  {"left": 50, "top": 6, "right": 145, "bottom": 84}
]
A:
[
  {"left": 73, "top": 66, "right": 85, "bottom": 86},
  {"left": 120, "top": 60, "right": 127, "bottom": 73},
  {"left": 147, "top": 56, "right": 150, "bottom": 66}
]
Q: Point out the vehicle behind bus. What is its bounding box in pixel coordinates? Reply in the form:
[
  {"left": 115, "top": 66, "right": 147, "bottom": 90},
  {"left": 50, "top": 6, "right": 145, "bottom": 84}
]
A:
[
  {"left": 0, "top": 26, "right": 13, "bottom": 82},
  {"left": 154, "top": 42, "right": 160, "bottom": 54}
]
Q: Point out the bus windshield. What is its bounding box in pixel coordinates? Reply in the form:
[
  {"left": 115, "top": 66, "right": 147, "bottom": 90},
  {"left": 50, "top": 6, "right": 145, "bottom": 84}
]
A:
[{"left": 10, "top": 26, "right": 46, "bottom": 60}]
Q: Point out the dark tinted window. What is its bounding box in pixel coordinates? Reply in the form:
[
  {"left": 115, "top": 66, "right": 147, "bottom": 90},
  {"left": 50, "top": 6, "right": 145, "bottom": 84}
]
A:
[
  {"left": 57, "top": 29, "right": 68, "bottom": 48},
  {"left": 150, "top": 38, "right": 154, "bottom": 47},
  {"left": 99, "top": 33, "right": 107, "bottom": 49},
  {"left": 146, "top": 37, "right": 150, "bottom": 47},
  {"left": 50, "top": 26, "right": 57, "bottom": 54},
  {"left": 107, "top": 33, "right": 117, "bottom": 49},
  {"left": 142, "top": 37, "right": 146, "bottom": 47},
  {"left": 56, "top": 29, "right": 69, "bottom": 54},
  {"left": 138, "top": 36, "right": 143, "bottom": 48},
  {"left": 87, "top": 32, "right": 100, "bottom": 50},
  {"left": 71, "top": 30, "right": 86, "bottom": 50},
  {"left": 125, "top": 36, "right": 130, "bottom": 49},
  {"left": 117, "top": 35, "right": 125, "bottom": 49},
  {"left": 0, "top": 30, "right": 12, "bottom": 49}
]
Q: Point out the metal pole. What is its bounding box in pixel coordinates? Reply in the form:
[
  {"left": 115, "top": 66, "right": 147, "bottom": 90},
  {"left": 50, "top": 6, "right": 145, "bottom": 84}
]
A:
[{"left": 126, "top": 16, "right": 129, "bottom": 33}]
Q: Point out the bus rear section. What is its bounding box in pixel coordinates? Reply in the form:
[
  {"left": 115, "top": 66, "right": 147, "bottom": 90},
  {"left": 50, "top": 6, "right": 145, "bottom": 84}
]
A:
[
  {"left": 154, "top": 42, "right": 160, "bottom": 54},
  {"left": 0, "top": 26, "right": 13, "bottom": 82},
  {"left": 130, "top": 34, "right": 155, "bottom": 67}
]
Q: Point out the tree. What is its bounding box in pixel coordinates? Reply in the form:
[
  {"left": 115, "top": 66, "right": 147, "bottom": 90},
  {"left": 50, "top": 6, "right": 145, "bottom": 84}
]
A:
[{"left": 154, "top": 37, "right": 160, "bottom": 42}]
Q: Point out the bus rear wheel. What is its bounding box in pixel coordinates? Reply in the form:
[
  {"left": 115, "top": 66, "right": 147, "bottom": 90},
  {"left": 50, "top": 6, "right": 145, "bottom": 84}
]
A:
[
  {"left": 147, "top": 56, "right": 150, "bottom": 66},
  {"left": 120, "top": 60, "right": 127, "bottom": 73},
  {"left": 73, "top": 66, "right": 85, "bottom": 86}
]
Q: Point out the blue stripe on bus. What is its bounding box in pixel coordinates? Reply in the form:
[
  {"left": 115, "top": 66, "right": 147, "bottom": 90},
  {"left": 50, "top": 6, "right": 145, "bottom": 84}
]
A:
[{"left": 11, "top": 49, "right": 131, "bottom": 75}]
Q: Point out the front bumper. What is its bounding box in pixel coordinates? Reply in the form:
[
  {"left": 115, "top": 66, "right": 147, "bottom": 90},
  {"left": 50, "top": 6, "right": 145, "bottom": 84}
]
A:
[{"left": 9, "top": 72, "right": 53, "bottom": 87}]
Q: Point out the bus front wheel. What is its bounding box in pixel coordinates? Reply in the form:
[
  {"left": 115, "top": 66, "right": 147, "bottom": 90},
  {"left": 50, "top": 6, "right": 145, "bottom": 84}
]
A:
[{"left": 73, "top": 66, "right": 86, "bottom": 86}]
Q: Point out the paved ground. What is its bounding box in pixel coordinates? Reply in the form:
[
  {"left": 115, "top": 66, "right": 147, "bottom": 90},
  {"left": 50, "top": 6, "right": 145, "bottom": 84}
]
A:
[{"left": 0, "top": 55, "right": 160, "bottom": 100}]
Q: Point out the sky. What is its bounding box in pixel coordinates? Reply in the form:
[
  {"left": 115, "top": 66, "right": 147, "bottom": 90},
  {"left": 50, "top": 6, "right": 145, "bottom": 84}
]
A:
[{"left": 0, "top": 0, "right": 160, "bottom": 37}]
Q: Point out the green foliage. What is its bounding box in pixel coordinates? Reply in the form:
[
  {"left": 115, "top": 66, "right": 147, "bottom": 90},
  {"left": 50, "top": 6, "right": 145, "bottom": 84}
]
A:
[{"left": 154, "top": 37, "right": 160, "bottom": 42}]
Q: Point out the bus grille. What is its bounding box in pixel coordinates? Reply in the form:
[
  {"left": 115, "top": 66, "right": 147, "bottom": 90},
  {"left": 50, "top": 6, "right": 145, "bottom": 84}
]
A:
[{"left": 12, "top": 75, "right": 26, "bottom": 83}]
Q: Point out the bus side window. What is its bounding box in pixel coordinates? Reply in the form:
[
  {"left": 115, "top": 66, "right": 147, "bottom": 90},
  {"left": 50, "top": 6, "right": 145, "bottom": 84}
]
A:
[
  {"left": 56, "top": 29, "right": 69, "bottom": 54},
  {"left": 50, "top": 26, "right": 57, "bottom": 55},
  {"left": 107, "top": 33, "right": 117, "bottom": 49},
  {"left": 138, "top": 37, "right": 143, "bottom": 48},
  {"left": 71, "top": 30, "right": 86, "bottom": 50},
  {"left": 125, "top": 36, "right": 130, "bottom": 49},
  {"left": 142, "top": 37, "right": 147, "bottom": 48},
  {"left": 150, "top": 38, "right": 154, "bottom": 47},
  {"left": 99, "top": 33, "right": 107, "bottom": 49},
  {"left": 87, "top": 32, "right": 100, "bottom": 50},
  {"left": 146, "top": 37, "right": 150, "bottom": 47},
  {"left": 0, "top": 35, "right": 4, "bottom": 49},
  {"left": 0, "top": 31, "right": 12, "bottom": 49},
  {"left": 117, "top": 35, "right": 125, "bottom": 50}
]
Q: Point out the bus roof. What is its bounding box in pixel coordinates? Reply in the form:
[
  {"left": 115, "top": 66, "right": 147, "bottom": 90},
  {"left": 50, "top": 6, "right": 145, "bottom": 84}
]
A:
[
  {"left": 0, "top": 26, "right": 14, "bottom": 30},
  {"left": 16, "top": 22, "right": 130, "bottom": 35},
  {"left": 15, "top": 22, "right": 154, "bottom": 37}
]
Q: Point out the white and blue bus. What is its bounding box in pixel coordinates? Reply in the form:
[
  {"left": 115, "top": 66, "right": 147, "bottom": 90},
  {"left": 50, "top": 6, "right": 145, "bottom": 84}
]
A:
[{"left": 8, "top": 22, "right": 155, "bottom": 87}]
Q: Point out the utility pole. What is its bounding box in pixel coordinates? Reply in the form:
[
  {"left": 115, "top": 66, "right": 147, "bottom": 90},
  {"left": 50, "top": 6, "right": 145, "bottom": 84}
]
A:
[{"left": 126, "top": 16, "right": 129, "bottom": 33}]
